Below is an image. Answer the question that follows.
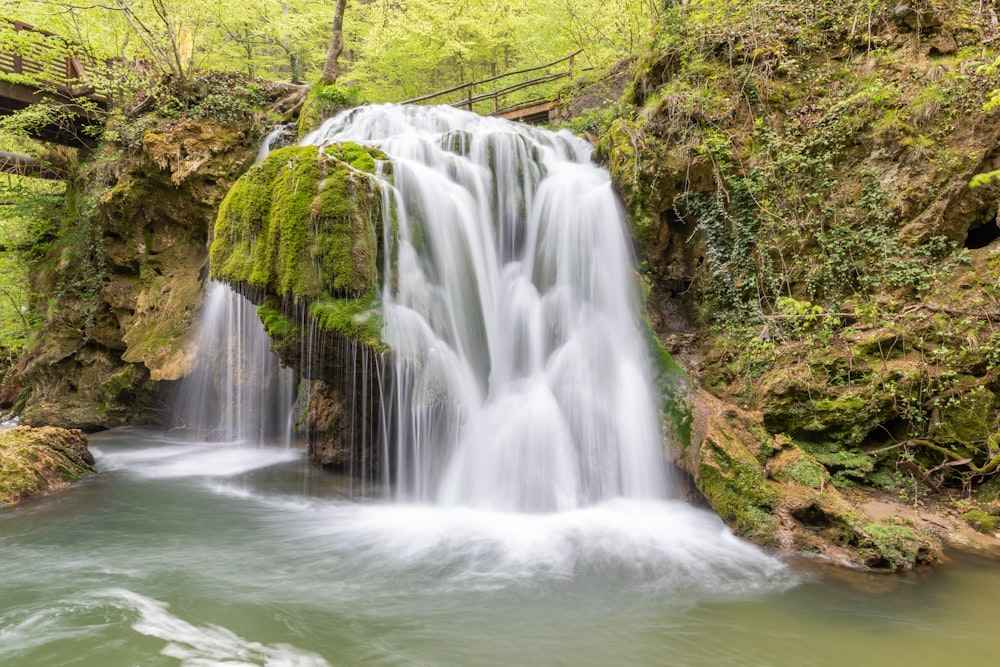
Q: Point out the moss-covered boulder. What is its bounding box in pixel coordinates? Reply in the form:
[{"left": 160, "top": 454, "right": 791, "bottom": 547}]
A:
[
  {"left": 211, "top": 142, "right": 387, "bottom": 301},
  {"left": 670, "top": 386, "right": 941, "bottom": 570},
  {"left": 210, "top": 139, "right": 390, "bottom": 470},
  {"left": 0, "top": 426, "right": 94, "bottom": 506}
]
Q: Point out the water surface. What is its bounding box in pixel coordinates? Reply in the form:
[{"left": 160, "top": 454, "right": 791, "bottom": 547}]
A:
[{"left": 2, "top": 429, "right": 996, "bottom": 667}]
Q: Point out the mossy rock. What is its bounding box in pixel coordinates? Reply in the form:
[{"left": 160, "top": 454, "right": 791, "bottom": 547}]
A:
[
  {"left": 859, "top": 519, "right": 936, "bottom": 571},
  {"left": 310, "top": 294, "right": 386, "bottom": 352},
  {"left": 961, "top": 509, "right": 998, "bottom": 534},
  {"left": 0, "top": 427, "right": 94, "bottom": 506},
  {"left": 935, "top": 385, "right": 997, "bottom": 445},
  {"left": 769, "top": 447, "right": 830, "bottom": 489},
  {"left": 211, "top": 143, "right": 387, "bottom": 301},
  {"left": 689, "top": 415, "right": 780, "bottom": 545}
]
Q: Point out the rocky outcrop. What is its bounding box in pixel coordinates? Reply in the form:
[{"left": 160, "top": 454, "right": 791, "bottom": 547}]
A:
[
  {"left": 12, "top": 74, "right": 304, "bottom": 431},
  {"left": 18, "top": 121, "right": 263, "bottom": 429},
  {"left": 579, "top": 0, "right": 1000, "bottom": 569},
  {"left": 0, "top": 426, "right": 93, "bottom": 505},
  {"left": 672, "top": 386, "right": 942, "bottom": 570},
  {"left": 210, "top": 141, "right": 389, "bottom": 470}
]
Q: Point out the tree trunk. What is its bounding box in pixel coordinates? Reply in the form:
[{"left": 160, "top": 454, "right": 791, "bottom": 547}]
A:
[{"left": 319, "top": 0, "right": 348, "bottom": 85}]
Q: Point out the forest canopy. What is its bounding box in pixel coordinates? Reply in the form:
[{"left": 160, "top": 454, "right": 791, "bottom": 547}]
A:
[{"left": 1, "top": 0, "right": 662, "bottom": 99}]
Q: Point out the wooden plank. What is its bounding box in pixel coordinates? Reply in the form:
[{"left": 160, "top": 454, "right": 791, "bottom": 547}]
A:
[{"left": 496, "top": 101, "right": 553, "bottom": 124}]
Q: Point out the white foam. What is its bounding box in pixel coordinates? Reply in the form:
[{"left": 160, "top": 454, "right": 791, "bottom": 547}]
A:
[
  {"left": 98, "top": 589, "right": 331, "bottom": 667},
  {"left": 95, "top": 442, "right": 301, "bottom": 478},
  {"left": 274, "top": 498, "right": 794, "bottom": 597}
]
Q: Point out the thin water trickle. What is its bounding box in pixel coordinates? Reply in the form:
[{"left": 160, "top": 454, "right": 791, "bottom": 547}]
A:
[{"left": 170, "top": 123, "right": 298, "bottom": 446}]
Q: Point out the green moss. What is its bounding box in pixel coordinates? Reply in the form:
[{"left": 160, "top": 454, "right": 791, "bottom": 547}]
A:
[
  {"left": 810, "top": 449, "right": 876, "bottom": 487},
  {"left": 788, "top": 457, "right": 829, "bottom": 489},
  {"left": 936, "top": 385, "right": 997, "bottom": 445},
  {"left": 861, "top": 520, "right": 928, "bottom": 570},
  {"left": 211, "top": 142, "right": 388, "bottom": 301},
  {"left": 309, "top": 293, "right": 386, "bottom": 352},
  {"left": 769, "top": 446, "right": 831, "bottom": 489},
  {"left": 257, "top": 302, "right": 299, "bottom": 345},
  {"left": 698, "top": 437, "right": 779, "bottom": 545},
  {"left": 961, "top": 509, "right": 998, "bottom": 534},
  {"left": 326, "top": 142, "right": 384, "bottom": 174}
]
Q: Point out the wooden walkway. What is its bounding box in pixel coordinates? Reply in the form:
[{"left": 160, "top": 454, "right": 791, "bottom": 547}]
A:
[
  {"left": 400, "top": 51, "right": 582, "bottom": 124},
  {"left": 0, "top": 19, "right": 105, "bottom": 148}
]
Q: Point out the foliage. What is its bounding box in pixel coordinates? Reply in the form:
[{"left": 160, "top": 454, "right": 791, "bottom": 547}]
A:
[
  {"left": 6, "top": 0, "right": 659, "bottom": 100},
  {"left": 0, "top": 175, "right": 60, "bottom": 355},
  {"left": 298, "top": 84, "right": 367, "bottom": 138}
]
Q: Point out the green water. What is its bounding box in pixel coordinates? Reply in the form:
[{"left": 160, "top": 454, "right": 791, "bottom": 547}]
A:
[{"left": 1, "top": 427, "right": 997, "bottom": 667}]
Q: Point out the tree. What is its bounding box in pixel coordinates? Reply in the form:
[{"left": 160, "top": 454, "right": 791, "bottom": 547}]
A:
[{"left": 319, "top": 0, "right": 348, "bottom": 84}]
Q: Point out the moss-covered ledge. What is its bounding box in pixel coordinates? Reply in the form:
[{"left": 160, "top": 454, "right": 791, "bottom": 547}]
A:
[
  {"left": 211, "top": 142, "right": 389, "bottom": 301},
  {"left": 0, "top": 426, "right": 94, "bottom": 506}
]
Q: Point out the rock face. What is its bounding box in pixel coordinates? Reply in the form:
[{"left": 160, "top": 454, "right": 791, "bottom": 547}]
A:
[
  {"left": 0, "top": 426, "right": 94, "bottom": 505},
  {"left": 673, "top": 386, "right": 942, "bottom": 570},
  {"left": 209, "top": 141, "right": 389, "bottom": 470},
  {"left": 584, "top": 0, "right": 1000, "bottom": 569},
  {"left": 12, "top": 74, "right": 305, "bottom": 431},
  {"left": 18, "top": 120, "right": 261, "bottom": 430}
]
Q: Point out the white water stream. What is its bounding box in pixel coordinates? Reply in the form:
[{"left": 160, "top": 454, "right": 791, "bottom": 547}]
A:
[
  {"left": 170, "top": 282, "right": 297, "bottom": 445},
  {"left": 307, "top": 105, "right": 666, "bottom": 511}
]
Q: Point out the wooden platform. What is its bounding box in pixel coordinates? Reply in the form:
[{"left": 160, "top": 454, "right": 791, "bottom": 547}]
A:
[
  {"left": 495, "top": 101, "right": 554, "bottom": 125},
  {"left": 401, "top": 51, "right": 579, "bottom": 126},
  {"left": 1, "top": 19, "right": 105, "bottom": 148}
]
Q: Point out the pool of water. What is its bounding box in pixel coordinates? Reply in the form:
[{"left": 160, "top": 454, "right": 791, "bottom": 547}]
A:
[{"left": 2, "top": 428, "right": 997, "bottom": 667}]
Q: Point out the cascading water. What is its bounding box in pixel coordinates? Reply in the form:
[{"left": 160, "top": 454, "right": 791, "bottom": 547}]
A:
[
  {"left": 282, "top": 104, "right": 787, "bottom": 590},
  {"left": 170, "top": 282, "right": 297, "bottom": 444},
  {"left": 170, "top": 127, "right": 297, "bottom": 446},
  {"left": 0, "top": 111, "right": 795, "bottom": 667},
  {"left": 306, "top": 105, "right": 667, "bottom": 511}
]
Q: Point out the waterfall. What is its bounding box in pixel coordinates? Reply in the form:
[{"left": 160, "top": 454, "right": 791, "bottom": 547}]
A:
[
  {"left": 170, "top": 282, "right": 297, "bottom": 444},
  {"left": 170, "top": 127, "right": 298, "bottom": 445},
  {"left": 307, "top": 105, "right": 667, "bottom": 512}
]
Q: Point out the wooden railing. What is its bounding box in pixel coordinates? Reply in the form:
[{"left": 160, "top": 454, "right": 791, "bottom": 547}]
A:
[
  {"left": 0, "top": 19, "right": 97, "bottom": 99},
  {"left": 401, "top": 50, "right": 583, "bottom": 118}
]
